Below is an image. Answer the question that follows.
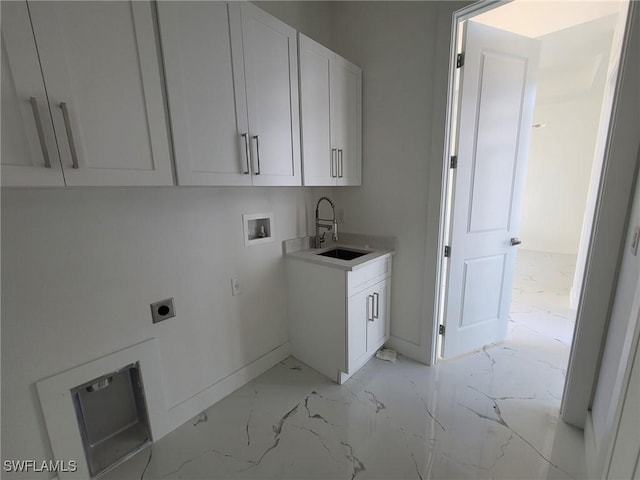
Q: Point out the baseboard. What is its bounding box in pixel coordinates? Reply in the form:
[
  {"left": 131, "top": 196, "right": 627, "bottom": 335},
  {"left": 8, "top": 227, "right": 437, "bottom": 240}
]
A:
[
  {"left": 385, "top": 335, "right": 430, "bottom": 365},
  {"left": 166, "top": 342, "right": 290, "bottom": 431}
]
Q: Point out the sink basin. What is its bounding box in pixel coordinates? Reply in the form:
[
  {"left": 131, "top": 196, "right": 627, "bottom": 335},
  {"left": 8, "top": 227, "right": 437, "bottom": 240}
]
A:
[{"left": 317, "top": 248, "right": 369, "bottom": 261}]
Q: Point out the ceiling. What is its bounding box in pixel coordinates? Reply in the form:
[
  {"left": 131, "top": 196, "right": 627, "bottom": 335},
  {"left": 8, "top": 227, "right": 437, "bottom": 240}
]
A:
[{"left": 473, "top": 0, "right": 624, "bottom": 38}]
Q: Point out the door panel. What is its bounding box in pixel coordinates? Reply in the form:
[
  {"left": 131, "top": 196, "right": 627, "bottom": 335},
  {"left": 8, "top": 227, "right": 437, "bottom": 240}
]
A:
[
  {"left": 442, "top": 21, "right": 540, "bottom": 358},
  {"left": 29, "top": 1, "right": 173, "bottom": 186},
  {"left": 347, "top": 289, "right": 368, "bottom": 373},
  {"left": 158, "top": 2, "right": 251, "bottom": 186},
  {"left": 1, "top": 1, "right": 64, "bottom": 186},
  {"left": 367, "top": 281, "right": 389, "bottom": 352},
  {"left": 299, "top": 34, "right": 334, "bottom": 186},
  {"left": 332, "top": 56, "right": 362, "bottom": 186},
  {"left": 468, "top": 52, "right": 528, "bottom": 233},
  {"left": 242, "top": 3, "right": 301, "bottom": 186}
]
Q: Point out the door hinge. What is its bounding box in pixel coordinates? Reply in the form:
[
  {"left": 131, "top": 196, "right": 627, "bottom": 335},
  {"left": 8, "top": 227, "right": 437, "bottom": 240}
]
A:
[
  {"left": 450, "top": 156, "right": 458, "bottom": 169},
  {"left": 444, "top": 245, "right": 451, "bottom": 257},
  {"left": 456, "top": 53, "right": 465, "bottom": 68},
  {"left": 439, "top": 324, "right": 446, "bottom": 335}
]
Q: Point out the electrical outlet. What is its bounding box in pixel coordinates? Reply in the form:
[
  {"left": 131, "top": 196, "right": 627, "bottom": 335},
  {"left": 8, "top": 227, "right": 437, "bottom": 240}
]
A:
[
  {"left": 337, "top": 208, "right": 345, "bottom": 224},
  {"left": 231, "top": 277, "right": 241, "bottom": 296},
  {"left": 151, "top": 298, "right": 176, "bottom": 324}
]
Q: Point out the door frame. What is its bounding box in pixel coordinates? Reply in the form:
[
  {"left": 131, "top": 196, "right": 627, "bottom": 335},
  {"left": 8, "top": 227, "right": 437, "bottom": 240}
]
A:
[{"left": 431, "top": 0, "right": 637, "bottom": 429}]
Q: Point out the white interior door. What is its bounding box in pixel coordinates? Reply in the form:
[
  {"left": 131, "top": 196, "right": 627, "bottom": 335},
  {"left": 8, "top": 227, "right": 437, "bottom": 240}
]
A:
[{"left": 442, "top": 21, "right": 540, "bottom": 358}]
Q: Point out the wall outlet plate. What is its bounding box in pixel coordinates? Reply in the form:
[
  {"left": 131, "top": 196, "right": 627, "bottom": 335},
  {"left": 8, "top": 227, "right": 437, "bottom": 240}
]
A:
[{"left": 150, "top": 298, "right": 176, "bottom": 324}]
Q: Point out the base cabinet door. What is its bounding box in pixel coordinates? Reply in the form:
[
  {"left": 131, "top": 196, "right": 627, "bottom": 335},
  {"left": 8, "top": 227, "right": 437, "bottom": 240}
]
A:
[
  {"left": 1, "top": 1, "right": 64, "bottom": 186},
  {"left": 28, "top": 0, "right": 173, "bottom": 186},
  {"left": 347, "top": 277, "right": 390, "bottom": 372},
  {"left": 367, "top": 280, "right": 389, "bottom": 352},
  {"left": 347, "top": 288, "right": 369, "bottom": 372}
]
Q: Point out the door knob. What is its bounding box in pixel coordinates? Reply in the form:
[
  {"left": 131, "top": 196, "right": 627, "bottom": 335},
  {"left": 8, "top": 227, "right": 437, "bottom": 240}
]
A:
[{"left": 510, "top": 237, "right": 522, "bottom": 246}]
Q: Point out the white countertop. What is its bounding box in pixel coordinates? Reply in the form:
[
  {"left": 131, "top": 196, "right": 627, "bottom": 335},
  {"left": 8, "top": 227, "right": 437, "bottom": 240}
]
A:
[{"left": 284, "top": 234, "right": 395, "bottom": 271}]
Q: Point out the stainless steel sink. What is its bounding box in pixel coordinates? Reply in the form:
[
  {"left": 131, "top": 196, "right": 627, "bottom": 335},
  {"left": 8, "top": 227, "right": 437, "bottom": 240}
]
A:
[{"left": 317, "top": 248, "right": 368, "bottom": 261}]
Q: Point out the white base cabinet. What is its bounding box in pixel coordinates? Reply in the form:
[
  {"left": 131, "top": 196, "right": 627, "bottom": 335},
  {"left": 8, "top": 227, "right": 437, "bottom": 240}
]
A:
[{"left": 287, "top": 254, "right": 391, "bottom": 384}]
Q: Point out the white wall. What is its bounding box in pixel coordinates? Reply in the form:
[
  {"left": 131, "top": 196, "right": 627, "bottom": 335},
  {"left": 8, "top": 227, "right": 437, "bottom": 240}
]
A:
[
  {"left": 519, "top": 16, "right": 616, "bottom": 255},
  {"left": 329, "top": 1, "right": 449, "bottom": 356},
  {"left": 562, "top": 1, "right": 640, "bottom": 428},
  {"left": 0, "top": 187, "right": 320, "bottom": 476},
  {"left": 590, "top": 152, "right": 640, "bottom": 476},
  {"left": 257, "top": 1, "right": 333, "bottom": 46},
  {"left": 0, "top": 3, "right": 333, "bottom": 477}
]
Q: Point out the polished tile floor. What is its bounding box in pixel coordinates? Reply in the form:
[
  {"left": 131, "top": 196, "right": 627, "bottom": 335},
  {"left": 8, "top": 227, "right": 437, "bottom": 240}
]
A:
[{"left": 107, "top": 249, "right": 584, "bottom": 479}]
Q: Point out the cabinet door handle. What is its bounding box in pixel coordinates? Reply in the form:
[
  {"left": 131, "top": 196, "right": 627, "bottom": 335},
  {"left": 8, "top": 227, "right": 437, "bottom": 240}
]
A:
[
  {"left": 338, "top": 149, "right": 344, "bottom": 178},
  {"left": 373, "top": 292, "right": 379, "bottom": 319},
  {"left": 367, "top": 295, "right": 374, "bottom": 322},
  {"left": 59, "top": 102, "right": 79, "bottom": 169},
  {"left": 241, "top": 133, "right": 251, "bottom": 174},
  {"left": 29, "top": 97, "right": 51, "bottom": 168},
  {"left": 252, "top": 135, "right": 261, "bottom": 175},
  {"left": 331, "top": 148, "right": 337, "bottom": 178}
]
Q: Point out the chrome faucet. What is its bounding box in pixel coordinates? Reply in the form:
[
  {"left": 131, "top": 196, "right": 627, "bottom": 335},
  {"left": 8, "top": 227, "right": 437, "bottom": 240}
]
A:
[{"left": 314, "top": 196, "right": 338, "bottom": 248}]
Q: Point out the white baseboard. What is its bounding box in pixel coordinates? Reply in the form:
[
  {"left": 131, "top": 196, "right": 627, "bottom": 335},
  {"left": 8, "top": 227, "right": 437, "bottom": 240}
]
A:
[
  {"left": 386, "top": 335, "right": 430, "bottom": 365},
  {"left": 167, "top": 342, "right": 290, "bottom": 431}
]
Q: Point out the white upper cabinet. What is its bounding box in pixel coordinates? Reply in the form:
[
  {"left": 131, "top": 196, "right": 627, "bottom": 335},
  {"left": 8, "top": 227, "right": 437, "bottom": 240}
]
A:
[
  {"left": 158, "top": 2, "right": 251, "bottom": 186},
  {"left": 22, "top": 1, "right": 174, "bottom": 186},
  {"left": 159, "top": 2, "right": 301, "bottom": 187},
  {"left": 299, "top": 34, "right": 362, "bottom": 187},
  {"left": 331, "top": 56, "right": 362, "bottom": 186},
  {"left": 242, "top": 3, "right": 301, "bottom": 186},
  {"left": 1, "top": 2, "right": 64, "bottom": 187},
  {"left": 28, "top": 1, "right": 174, "bottom": 186}
]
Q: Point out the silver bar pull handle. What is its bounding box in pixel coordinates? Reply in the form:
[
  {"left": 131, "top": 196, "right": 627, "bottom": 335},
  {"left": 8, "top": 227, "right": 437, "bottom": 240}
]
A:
[
  {"left": 367, "top": 295, "right": 374, "bottom": 322},
  {"left": 252, "top": 135, "right": 261, "bottom": 175},
  {"left": 59, "top": 102, "right": 79, "bottom": 169},
  {"left": 338, "top": 149, "right": 344, "bottom": 178},
  {"left": 241, "top": 133, "right": 251, "bottom": 174},
  {"left": 331, "top": 148, "right": 337, "bottom": 178},
  {"left": 510, "top": 237, "right": 522, "bottom": 246},
  {"left": 29, "top": 97, "right": 51, "bottom": 168},
  {"left": 373, "top": 292, "right": 379, "bottom": 319}
]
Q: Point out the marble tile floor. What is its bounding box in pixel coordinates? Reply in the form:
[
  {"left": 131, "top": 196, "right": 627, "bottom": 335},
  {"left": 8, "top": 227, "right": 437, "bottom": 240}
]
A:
[{"left": 107, "top": 249, "right": 584, "bottom": 480}]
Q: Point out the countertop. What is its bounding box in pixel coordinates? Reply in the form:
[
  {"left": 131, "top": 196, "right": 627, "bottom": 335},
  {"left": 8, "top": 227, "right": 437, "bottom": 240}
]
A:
[{"left": 283, "top": 233, "right": 396, "bottom": 271}]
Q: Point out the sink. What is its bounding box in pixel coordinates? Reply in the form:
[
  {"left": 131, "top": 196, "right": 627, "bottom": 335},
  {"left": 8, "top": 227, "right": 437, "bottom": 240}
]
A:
[{"left": 317, "top": 248, "right": 369, "bottom": 261}]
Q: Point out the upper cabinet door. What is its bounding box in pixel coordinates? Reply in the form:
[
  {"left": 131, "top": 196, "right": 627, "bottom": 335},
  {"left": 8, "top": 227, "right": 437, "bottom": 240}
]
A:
[
  {"left": 1, "top": 1, "right": 64, "bottom": 187},
  {"left": 299, "top": 34, "right": 334, "bottom": 186},
  {"left": 298, "top": 33, "right": 362, "bottom": 187},
  {"left": 332, "top": 56, "right": 362, "bottom": 186},
  {"left": 241, "top": 3, "right": 301, "bottom": 187},
  {"left": 28, "top": 1, "right": 173, "bottom": 186},
  {"left": 158, "top": 2, "right": 252, "bottom": 186}
]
